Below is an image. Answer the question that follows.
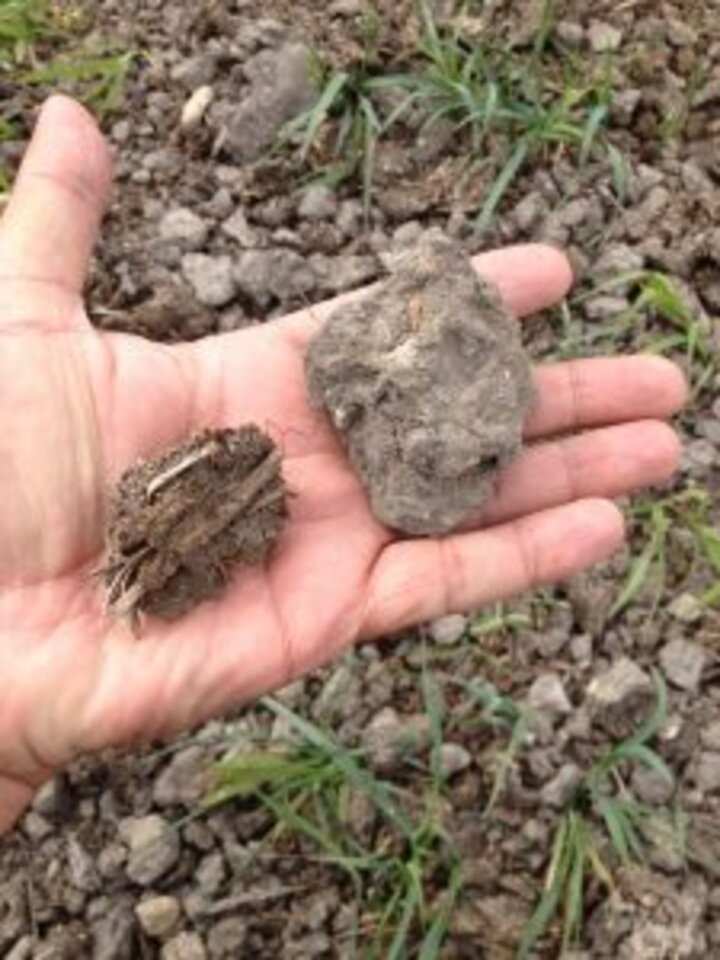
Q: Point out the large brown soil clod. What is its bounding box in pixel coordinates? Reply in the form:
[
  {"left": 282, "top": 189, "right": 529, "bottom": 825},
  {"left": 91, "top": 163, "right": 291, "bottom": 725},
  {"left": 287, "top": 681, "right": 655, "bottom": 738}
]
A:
[
  {"left": 305, "top": 230, "right": 535, "bottom": 535},
  {"left": 102, "top": 426, "right": 286, "bottom": 623}
]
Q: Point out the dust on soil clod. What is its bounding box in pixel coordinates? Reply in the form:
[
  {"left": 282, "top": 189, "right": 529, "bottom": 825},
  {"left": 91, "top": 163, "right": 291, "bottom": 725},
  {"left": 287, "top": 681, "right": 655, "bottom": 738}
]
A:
[{"left": 101, "top": 426, "right": 287, "bottom": 624}]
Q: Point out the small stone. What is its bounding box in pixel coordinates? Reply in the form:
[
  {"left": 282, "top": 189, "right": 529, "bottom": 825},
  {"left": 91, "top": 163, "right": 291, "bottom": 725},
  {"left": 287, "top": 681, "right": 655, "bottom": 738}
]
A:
[
  {"left": 135, "top": 896, "right": 182, "bottom": 940},
  {"left": 335, "top": 200, "right": 364, "bottom": 237},
  {"left": 587, "top": 658, "right": 654, "bottom": 738},
  {"left": 207, "top": 917, "right": 248, "bottom": 957},
  {"left": 5, "top": 936, "right": 33, "bottom": 960},
  {"left": 226, "top": 43, "right": 317, "bottom": 162},
  {"left": 555, "top": 21, "right": 584, "bottom": 47},
  {"left": 700, "top": 722, "right": 720, "bottom": 751},
  {"left": 527, "top": 673, "right": 572, "bottom": 720},
  {"left": 32, "top": 775, "right": 71, "bottom": 818},
  {"left": 312, "top": 663, "right": 359, "bottom": 722},
  {"left": 696, "top": 753, "right": 720, "bottom": 793},
  {"left": 427, "top": 613, "right": 467, "bottom": 646},
  {"left": 181, "top": 86, "right": 214, "bottom": 131},
  {"left": 153, "top": 746, "right": 212, "bottom": 809},
  {"left": 513, "top": 191, "right": 546, "bottom": 232},
  {"left": 438, "top": 743, "right": 472, "bottom": 778},
  {"left": 660, "top": 638, "right": 707, "bottom": 692},
  {"left": 67, "top": 836, "right": 100, "bottom": 892},
  {"left": 182, "top": 254, "right": 236, "bottom": 307},
  {"left": 361, "top": 707, "right": 431, "bottom": 770},
  {"left": 541, "top": 763, "right": 584, "bottom": 808},
  {"left": 631, "top": 766, "right": 675, "bottom": 805},
  {"left": 235, "top": 249, "right": 316, "bottom": 307},
  {"left": 584, "top": 295, "right": 629, "bottom": 322},
  {"left": 159, "top": 209, "right": 209, "bottom": 251},
  {"left": 122, "top": 815, "right": 181, "bottom": 887},
  {"left": 161, "top": 932, "right": 207, "bottom": 960},
  {"left": 196, "top": 853, "right": 226, "bottom": 898},
  {"left": 666, "top": 19, "right": 698, "bottom": 47},
  {"left": 171, "top": 55, "right": 217, "bottom": 90},
  {"left": 684, "top": 438, "right": 716, "bottom": 473},
  {"left": 298, "top": 185, "right": 338, "bottom": 221},
  {"left": 569, "top": 634, "right": 593, "bottom": 664},
  {"left": 668, "top": 593, "right": 704, "bottom": 626},
  {"left": 221, "top": 208, "right": 258, "bottom": 248},
  {"left": 588, "top": 20, "right": 623, "bottom": 52},
  {"left": 92, "top": 905, "right": 137, "bottom": 960},
  {"left": 97, "top": 842, "right": 127, "bottom": 881}
]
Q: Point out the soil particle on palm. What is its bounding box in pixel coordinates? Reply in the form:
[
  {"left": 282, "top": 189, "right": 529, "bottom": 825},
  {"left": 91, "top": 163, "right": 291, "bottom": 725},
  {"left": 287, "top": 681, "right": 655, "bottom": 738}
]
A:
[
  {"left": 305, "top": 229, "right": 535, "bottom": 535},
  {"left": 102, "top": 426, "right": 286, "bottom": 622}
]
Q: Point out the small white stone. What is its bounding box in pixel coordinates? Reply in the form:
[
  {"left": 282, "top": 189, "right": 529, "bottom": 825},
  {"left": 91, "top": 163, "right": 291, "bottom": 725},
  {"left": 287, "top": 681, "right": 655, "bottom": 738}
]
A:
[
  {"left": 428, "top": 614, "right": 467, "bottom": 646},
  {"left": 181, "top": 85, "right": 214, "bottom": 131},
  {"left": 588, "top": 20, "right": 623, "bottom": 53},
  {"left": 527, "top": 673, "right": 572, "bottom": 719}
]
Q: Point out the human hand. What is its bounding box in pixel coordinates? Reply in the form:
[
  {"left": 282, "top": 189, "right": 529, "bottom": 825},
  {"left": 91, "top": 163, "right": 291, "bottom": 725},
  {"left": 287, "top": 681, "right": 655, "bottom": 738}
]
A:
[{"left": 0, "top": 97, "right": 687, "bottom": 833}]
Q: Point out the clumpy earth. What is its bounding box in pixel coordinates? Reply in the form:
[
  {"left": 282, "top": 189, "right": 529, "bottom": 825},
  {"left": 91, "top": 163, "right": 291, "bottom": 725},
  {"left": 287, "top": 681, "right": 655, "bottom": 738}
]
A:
[
  {"left": 103, "top": 427, "right": 286, "bottom": 621},
  {"left": 306, "top": 230, "right": 534, "bottom": 535},
  {"left": 2, "top": 1, "right": 720, "bottom": 958}
]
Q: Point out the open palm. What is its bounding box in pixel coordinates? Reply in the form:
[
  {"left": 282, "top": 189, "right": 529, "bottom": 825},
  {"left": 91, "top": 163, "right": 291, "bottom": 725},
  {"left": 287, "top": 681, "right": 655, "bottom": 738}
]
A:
[{"left": 0, "top": 98, "right": 687, "bottom": 832}]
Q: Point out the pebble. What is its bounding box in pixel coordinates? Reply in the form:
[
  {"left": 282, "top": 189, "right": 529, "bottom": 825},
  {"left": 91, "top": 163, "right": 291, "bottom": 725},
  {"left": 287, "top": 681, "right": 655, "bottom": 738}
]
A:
[
  {"left": 221, "top": 208, "right": 258, "bottom": 247},
  {"left": 226, "top": 43, "right": 317, "bottom": 162},
  {"left": 182, "top": 254, "right": 237, "bottom": 307},
  {"left": 92, "top": 906, "right": 136, "bottom": 960},
  {"left": 153, "top": 746, "right": 212, "bottom": 809},
  {"left": 312, "top": 663, "right": 360, "bottom": 722},
  {"left": 297, "top": 184, "right": 338, "bottom": 221},
  {"left": 207, "top": 917, "right": 248, "bottom": 957},
  {"left": 32, "top": 775, "right": 71, "bottom": 819},
  {"left": 235, "top": 249, "right": 316, "bottom": 307},
  {"left": 569, "top": 634, "right": 593, "bottom": 665},
  {"left": 122, "top": 815, "right": 181, "bottom": 887},
  {"left": 181, "top": 86, "right": 215, "bottom": 132},
  {"left": 668, "top": 593, "right": 704, "bottom": 625},
  {"left": 196, "top": 853, "right": 226, "bottom": 898},
  {"left": 159, "top": 208, "right": 209, "bottom": 251},
  {"left": 161, "top": 932, "right": 207, "bottom": 960},
  {"left": 700, "top": 722, "right": 720, "bottom": 752},
  {"left": 361, "top": 707, "right": 431, "bottom": 770},
  {"left": 541, "top": 763, "right": 584, "bottom": 808},
  {"left": 631, "top": 766, "right": 675, "bottom": 806},
  {"left": 660, "top": 638, "right": 707, "bottom": 692},
  {"left": 171, "top": 54, "right": 217, "bottom": 90},
  {"left": 588, "top": 20, "right": 623, "bottom": 52},
  {"left": 684, "top": 438, "right": 716, "bottom": 474},
  {"left": 427, "top": 613, "right": 467, "bottom": 646},
  {"left": 67, "top": 836, "right": 100, "bottom": 893},
  {"left": 438, "top": 743, "right": 473, "bottom": 778},
  {"left": 513, "top": 191, "right": 546, "bottom": 232},
  {"left": 135, "top": 896, "right": 182, "bottom": 940},
  {"left": 527, "top": 673, "right": 572, "bottom": 720},
  {"left": 586, "top": 657, "right": 654, "bottom": 738},
  {"left": 5, "top": 936, "right": 32, "bottom": 960},
  {"left": 696, "top": 753, "right": 720, "bottom": 793}
]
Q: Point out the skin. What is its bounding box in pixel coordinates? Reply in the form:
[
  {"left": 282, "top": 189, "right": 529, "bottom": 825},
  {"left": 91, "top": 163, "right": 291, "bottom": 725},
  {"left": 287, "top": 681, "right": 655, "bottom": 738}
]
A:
[{"left": 0, "top": 97, "right": 688, "bottom": 834}]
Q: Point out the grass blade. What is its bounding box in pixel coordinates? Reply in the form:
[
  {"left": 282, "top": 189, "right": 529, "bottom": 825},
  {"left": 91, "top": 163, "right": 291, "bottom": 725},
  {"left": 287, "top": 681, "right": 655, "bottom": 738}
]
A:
[{"left": 476, "top": 138, "right": 529, "bottom": 234}]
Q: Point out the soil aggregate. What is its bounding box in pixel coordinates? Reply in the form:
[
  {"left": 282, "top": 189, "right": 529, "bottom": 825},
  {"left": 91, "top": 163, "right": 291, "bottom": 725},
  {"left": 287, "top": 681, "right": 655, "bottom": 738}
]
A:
[
  {"left": 306, "top": 230, "right": 535, "bottom": 535},
  {"left": 102, "top": 426, "right": 286, "bottom": 621}
]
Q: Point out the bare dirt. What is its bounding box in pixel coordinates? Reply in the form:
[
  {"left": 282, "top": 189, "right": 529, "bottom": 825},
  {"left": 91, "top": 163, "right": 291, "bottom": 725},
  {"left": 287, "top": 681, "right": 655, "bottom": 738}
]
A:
[
  {"left": 306, "top": 230, "right": 534, "bottom": 535},
  {"left": 103, "top": 427, "right": 286, "bottom": 621},
  {"left": 1, "top": 1, "right": 720, "bottom": 958}
]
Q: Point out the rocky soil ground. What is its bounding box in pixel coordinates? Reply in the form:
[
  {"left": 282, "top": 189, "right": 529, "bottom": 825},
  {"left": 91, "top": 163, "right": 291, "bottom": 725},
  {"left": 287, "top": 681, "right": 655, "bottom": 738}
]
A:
[{"left": 1, "top": 0, "right": 720, "bottom": 957}]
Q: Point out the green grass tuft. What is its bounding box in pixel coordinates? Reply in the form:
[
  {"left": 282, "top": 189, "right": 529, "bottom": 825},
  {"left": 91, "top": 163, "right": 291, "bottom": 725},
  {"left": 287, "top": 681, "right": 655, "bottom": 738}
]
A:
[{"left": 516, "top": 673, "right": 682, "bottom": 958}]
